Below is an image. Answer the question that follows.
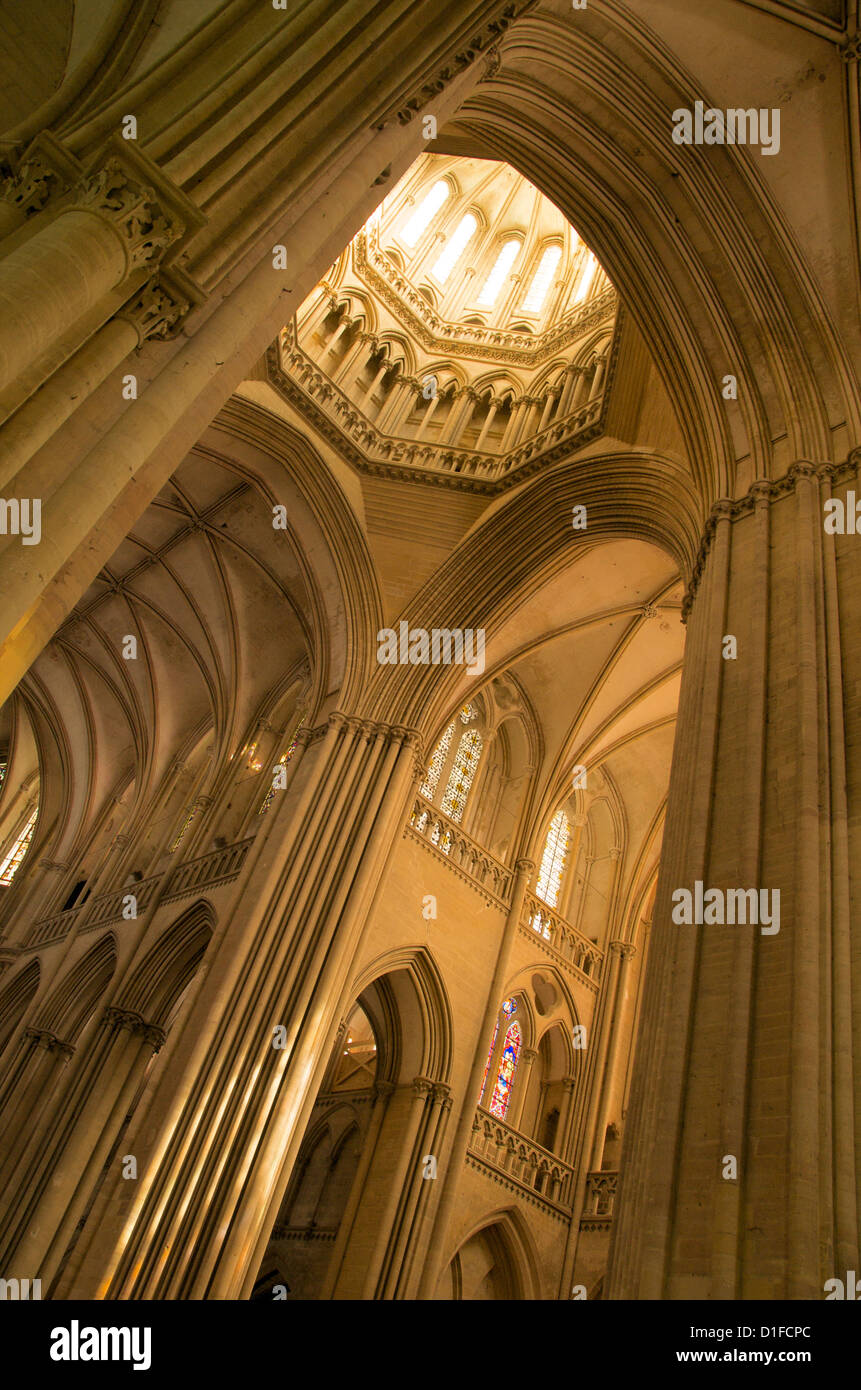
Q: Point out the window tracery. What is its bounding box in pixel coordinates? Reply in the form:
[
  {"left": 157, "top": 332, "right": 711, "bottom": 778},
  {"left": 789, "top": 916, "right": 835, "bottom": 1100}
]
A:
[
  {"left": 440, "top": 727, "right": 483, "bottom": 822},
  {"left": 0, "top": 806, "right": 37, "bottom": 886},
  {"left": 535, "top": 808, "right": 570, "bottom": 908},
  {"left": 489, "top": 1019, "right": 521, "bottom": 1120}
]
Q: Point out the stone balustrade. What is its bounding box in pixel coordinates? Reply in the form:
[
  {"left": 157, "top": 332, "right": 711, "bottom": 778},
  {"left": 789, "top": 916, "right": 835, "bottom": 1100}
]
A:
[
  {"left": 580, "top": 1170, "right": 619, "bottom": 1229},
  {"left": 163, "top": 836, "right": 254, "bottom": 901},
  {"left": 22, "top": 835, "right": 255, "bottom": 950},
  {"left": 468, "top": 1106, "right": 575, "bottom": 1209},
  {"left": 272, "top": 334, "right": 607, "bottom": 486},
  {"left": 523, "top": 892, "right": 604, "bottom": 985},
  {"left": 406, "top": 795, "right": 512, "bottom": 905}
]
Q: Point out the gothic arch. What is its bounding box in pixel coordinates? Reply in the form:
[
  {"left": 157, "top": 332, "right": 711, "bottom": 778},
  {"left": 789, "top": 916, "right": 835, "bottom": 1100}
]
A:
[
  {"left": 34, "top": 932, "right": 117, "bottom": 1044},
  {"left": 360, "top": 456, "right": 696, "bottom": 734},
  {"left": 350, "top": 945, "right": 454, "bottom": 1086},
  {"left": 119, "top": 899, "right": 215, "bottom": 1028},
  {"left": 439, "top": 8, "right": 858, "bottom": 490},
  {"left": 0, "top": 958, "right": 40, "bottom": 1052},
  {"left": 440, "top": 1205, "right": 542, "bottom": 1300}
]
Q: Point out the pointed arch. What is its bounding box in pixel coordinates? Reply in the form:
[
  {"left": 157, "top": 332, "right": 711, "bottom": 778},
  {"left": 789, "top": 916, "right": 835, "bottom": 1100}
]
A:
[
  {"left": 35, "top": 932, "right": 117, "bottom": 1043},
  {"left": 120, "top": 899, "right": 215, "bottom": 1027},
  {"left": 0, "top": 958, "right": 40, "bottom": 1051}
]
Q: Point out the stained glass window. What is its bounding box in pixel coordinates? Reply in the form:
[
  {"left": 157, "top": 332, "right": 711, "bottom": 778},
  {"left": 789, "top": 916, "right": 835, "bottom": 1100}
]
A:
[
  {"left": 259, "top": 714, "right": 305, "bottom": 814},
  {"left": 536, "top": 809, "right": 570, "bottom": 908},
  {"left": 479, "top": 1020, "right": 499, "bottom": 1104},
  {"left": 440, "top": 728, "right": 482, "bottom": 822},
  {"left": 420, "top": 720, "right": 455, "bottom": 800},
  {"left": 401, "top": 179, "right": 449, "bottom": 248},
  {"left": 431, "top": 213, "right": 477, "bottom": 284},
  {"left": 501, "top": 997, "right": 517, "bottom": 1018},
  {"left": 0, "top": 806, "right": 37, "bottom": 886},
  {"left": 478, "top": 238, "right": 520, "bottom": 306},
  {"left": 489, "top": 1020, "right": 521, "bottom": 1120},
  {"left": 522, "top": 244, "right": 562, "bottom": 313}
]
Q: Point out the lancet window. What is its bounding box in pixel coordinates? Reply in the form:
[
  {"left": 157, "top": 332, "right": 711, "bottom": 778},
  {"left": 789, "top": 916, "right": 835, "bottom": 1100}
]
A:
[
  {"left": 0, "top": 806, "right": 37, "bottom": 886},
  {"left": 400, "top": 179, "right": 449, "bottom": 247},
  {"left": 432, "top": 213, "right": 477, "bottom": 283},
  {"left": 535, "top": 809, "right": 571, "bottom": 908}
]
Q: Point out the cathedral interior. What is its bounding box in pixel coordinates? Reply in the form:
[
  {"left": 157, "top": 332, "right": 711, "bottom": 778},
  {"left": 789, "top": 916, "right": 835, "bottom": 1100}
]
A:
[{"left": 0, "top": 0, "right": 859, "bottom": 1305}]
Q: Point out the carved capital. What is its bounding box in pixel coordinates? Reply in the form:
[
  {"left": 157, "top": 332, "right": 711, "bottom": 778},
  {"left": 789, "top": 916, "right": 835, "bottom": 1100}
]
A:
[
  {"left": 433, "top": 1082, "right": 453, "bottom": 1110},
  {"left": 104, "top": 1006, "right": 166, "bottom": 1051},
  {"left": 608, "top": 939, "right": 637, "bottom": 960},
  {"left": 2, "top": 154, "right": 59, "bottom": 216},
  {"left": 412, "top": 1075, "right": 436, "bottom": 1099},
  {"left": 22, "top": 1026, "right": 74, "bottom": 1056},
  {"left": 0, "top": 131, "right": 81, "bottom": 217},
  {"left": 69, "top": 158, "right": 183, "bottom": 272},
  {"left": 116, "top": 276, "right": 191, "bottom": 344}
]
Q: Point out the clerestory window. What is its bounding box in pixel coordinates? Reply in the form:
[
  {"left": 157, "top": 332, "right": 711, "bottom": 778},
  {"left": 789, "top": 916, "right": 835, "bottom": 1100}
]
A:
[
  {"left": 522, "top": 244, "right": 562, "bottom": 313},
  {"left": 478, "top": 238, "right": 520, "bottom": 307},
  {"left": 400, "top": 179, "right": 449, "bottom": 248},
  {"left": 431, "top": 213, "right": 477, "bottom": 284}
]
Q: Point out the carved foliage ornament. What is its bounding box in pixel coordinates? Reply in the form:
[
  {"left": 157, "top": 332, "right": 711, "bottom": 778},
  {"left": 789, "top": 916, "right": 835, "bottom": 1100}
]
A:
[
  {"left": 374, "top": 3, "right": 528, "bottom": 128},
  {"left": 69, "top": 160, "right": 183, "bottom": 272}
]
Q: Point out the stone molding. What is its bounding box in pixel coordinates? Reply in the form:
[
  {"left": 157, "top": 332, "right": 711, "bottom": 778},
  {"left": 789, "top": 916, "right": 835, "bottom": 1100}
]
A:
[
  {"left": 116, "top": 266, "right": 202, "bottom": 343},
  {"left": 21, "top": 1026, "right": 74, "bottom": 1056},
  {"left": 265, "top": 344, "right": 609, "bottom": 495},
  {"left": 372, "top": 2, "right": 534, "bottom": 128},
  {"left": 0, "top": 130, "right": 82, "bottom": 217},
  {"left": 681, "top": 452, "right": 861, "bottom": 621},
  {"left": 104, "top": 1006, "right": 166, "bottom": 1051},
  {"left": 352, "top": 232, "right": 617, "bottom": 363}
]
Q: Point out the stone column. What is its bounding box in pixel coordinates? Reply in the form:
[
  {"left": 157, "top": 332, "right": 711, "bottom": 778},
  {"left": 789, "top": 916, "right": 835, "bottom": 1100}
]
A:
[
  {"left": 588, "top": 941, "right": 636, "bottom": 1170},
  {"left": 0, "top": 157, "right": 185, "bottom": 396},
  {"left": 49, "top": 716, "right": 422, "bottom": 1299},
  {"left": 375, "top": 376, "right": 414, "bottom": 432},
  {"left": 0, "top": 1029, "right": 74, "bottom": 1216},
  {"left": 499, "top": 399, "right": 527, "bottom": 452},
  {"left": 0, "top": 276, "right": 190, "bottom": 489},
  {"left": 507, "top": 1046, "right": 537, "bottom": 1131},
  {"left": 607, "top": 459, "right": 861, "bottom": 1301},
  {"left": 474, "top": 399, "right": 498, "bottom": 450},
  {"left": 557, "top": 363, "right": 581, "bottom": 415},
  {"left": 333, "top": 331, "right": 371, "bottom": 385},
  {"left": 556, "top": 1076, "right": 577, "bottom": 1157},
  {"left": 414, "top": 389, "right": 441, "bottom": 440},
  {"left": 438, "top": 389, "right": 476, "bottom": 446},
  {"left": 0, "top": 1007, "right": 165, "bottom": 1281},
  {"left": 589, "top": 354, "right": 606, "bottom": 398},
  {"left": 360, "top": 358, "right": 390, "bottom": 404},
  {"left": 537, "top": 387, "right": 559, "bottom": 433}
]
